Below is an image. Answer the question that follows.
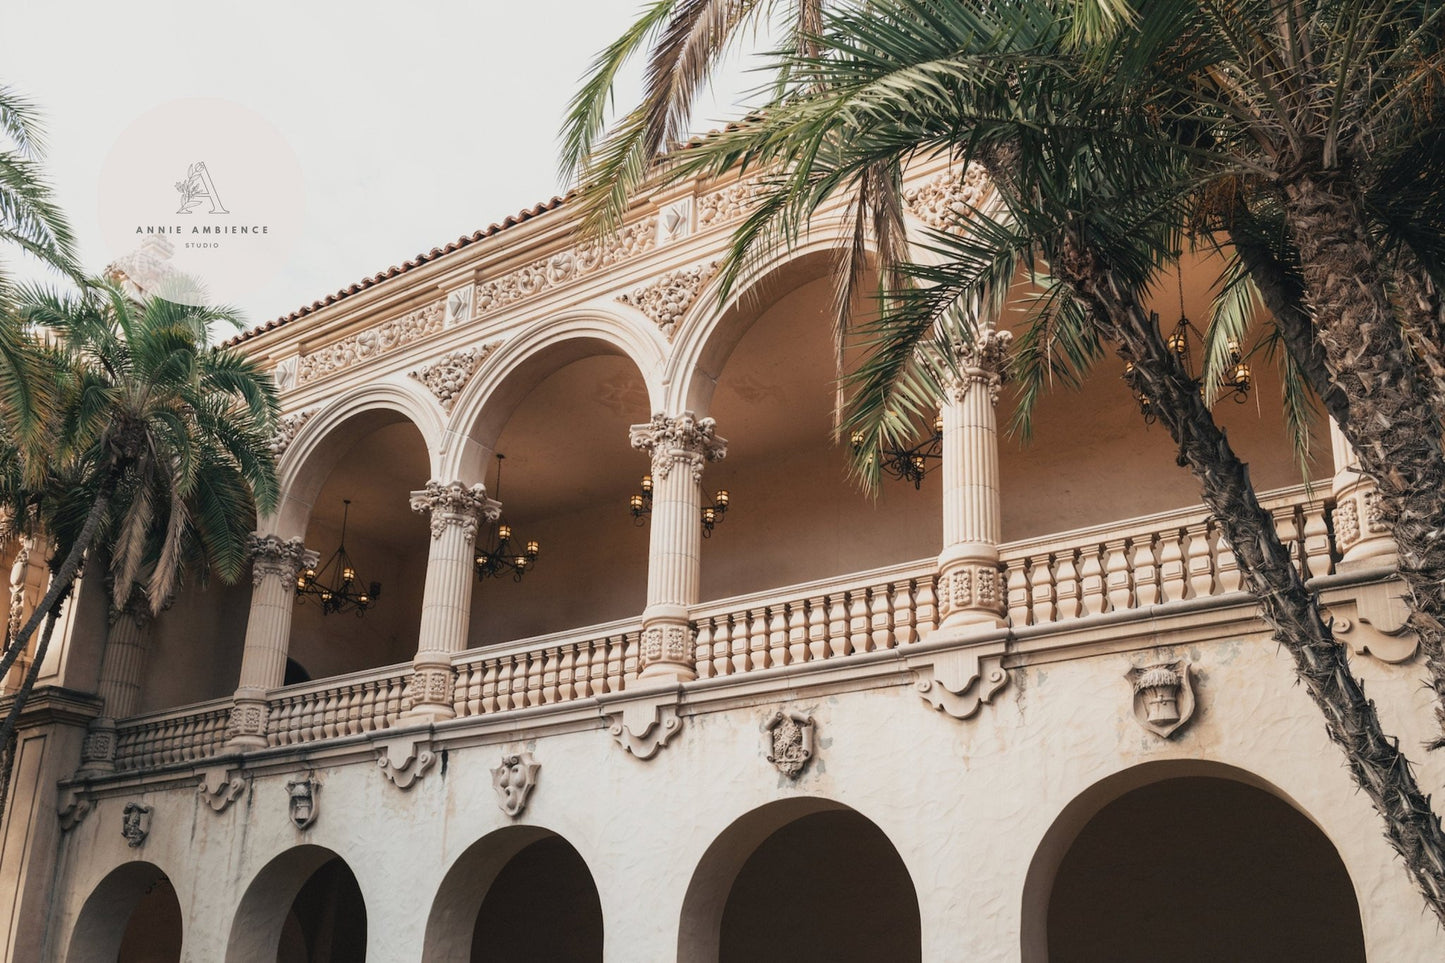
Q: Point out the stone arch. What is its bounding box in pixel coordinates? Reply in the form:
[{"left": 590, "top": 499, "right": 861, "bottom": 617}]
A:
[
  {"left": 225, "top": 844, "right": 367, "bottom": 963},
  {"left": 439, "top": 309, "right": 666, "bottom": 483},
  {"left": 422, "top": 825, "right": 603, "bottom": 963},
  {"left": 66, "top": 860, "right": 183, "bottom": 963},
  {"left": 679, "top": 796, "right": 921, "bottom": 963},
  {"left": 271, "top": 380, "right": 444, "bottom": 538},
  {"left": 664, "top": 235, "right": 873, "bottom": 416},
  {"left": 1019, "top": 758, "right": 1365, "bottom": 962}
]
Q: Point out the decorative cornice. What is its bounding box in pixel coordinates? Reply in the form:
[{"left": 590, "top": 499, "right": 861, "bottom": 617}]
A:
[
  {"left": 409, "top": 480, "right": 501, "bottom": 540},
  {"left": 269, "top": 409, "right": 317, "bottom": 458},
  {"left": 408, "top": 343, "right": 498, "bottom": 411},
  {"left": 247, "top": 534, "right": 317, "bottom": 586},
  {"left": 297, "top": 299, "right": 446, "bottom": 385},
  {"left": 475, "top": 217, "right": 658, "bottom": 318},
  {"left": 902, "top": 164, "right": 990, "bottom": 234},
  {"left": 617, "top": 262, "right": 718, "bottom": 340},
  {"left": 628, "top": 412, "right": 728, "bottom": 481}
]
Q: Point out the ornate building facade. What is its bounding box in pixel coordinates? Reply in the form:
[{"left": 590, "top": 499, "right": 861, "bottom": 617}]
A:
[{"left": 0, "top": 161, "right": 1437, "bottom": 961}]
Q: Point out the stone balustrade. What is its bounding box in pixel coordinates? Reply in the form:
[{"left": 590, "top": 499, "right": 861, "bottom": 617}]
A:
[{"left": 104, "top": 485, "right": 1335, "bottom": 772}]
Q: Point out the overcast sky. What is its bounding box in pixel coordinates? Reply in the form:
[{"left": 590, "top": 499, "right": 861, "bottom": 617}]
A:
[{"left": 1, "top": 0, "right": 754, "bottom": 325}]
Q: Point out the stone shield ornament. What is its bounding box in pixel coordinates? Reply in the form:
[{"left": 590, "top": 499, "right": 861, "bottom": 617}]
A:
[
  {"left": 765, "top": 710, "right": 816, "bottom": 778},
  {"left": 286, "top": 774, "right": 319, "bottom": 830},
  {"left": 1126, "top": 660, "right": 1196, "bottom": 739},
  {"left": 121, "top": 802, "right": 152, "bottom": 847},
  {"left": 491, "top": 752, "right": 541, "bottom": 817}
]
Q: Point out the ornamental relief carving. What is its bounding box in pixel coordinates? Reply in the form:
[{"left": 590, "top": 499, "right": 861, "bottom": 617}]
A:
[
  {"left": 297, "top": 299, "right": 446, "bottom": 385},
  {"left": 474, "top": 217, "right": 658, "bottom": 318},
  {"left": 938, "top": 564, "right": 1002, "bottom": 617},
  {"left": 374, "top": 734, "right": 437, "bottom": 790},
  {"left": 287, "top": 774, "right": 319, "bottom": 829},
  {"left": 408, "top": 343, "right": 498, "bottom": 410},
  {"left": 942, "top": 329, "right": 1013, "bottom": 404},
  {"left": 1126, "top": 660, "right": 1196, "bottom": 739},
  {"left": 628, "top": 412, "right": 727, "bottom": 482},
  {"left": 409, "top": 481, "right": 500, "bottom": 540},
  {"left": 268, "top": 408, "right": 317, "bottom": 459},
  {"left": 765, "top": 709, "right": 816, "bottom": 778},
  {"left": 121, "top": 802, "right": 152, "bottom": 847},
  {"left": 697, "top": 177, "right": 762, "bottom": 229},
  {"left": 492, "top": 752, "right": 540, "bottom": 817},
  {"left": 642, "top": 624, "right": 694, "bottom": 664},
  {"left": 617, "top": 262, "right": 718, "bottom": 340},
  {"left": 247, "top": 534, "right": 317, "bottom": 586},
  {"left": 902, "top": 164, "right": 990, "bottom": 234},
  {"left": 198, "top": 766, "right": 248, "bottom": 813}
]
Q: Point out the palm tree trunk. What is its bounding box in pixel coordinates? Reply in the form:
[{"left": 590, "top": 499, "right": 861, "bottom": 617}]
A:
[
  {"left": 1280, "top": 175, "right": 1445, "bottom": 747},
  {"left": 1053, "top": 235, "right": 1445, "bottom": 925},
  {"left": 0, "top": 607, "right": 62, "bottom": 818}
]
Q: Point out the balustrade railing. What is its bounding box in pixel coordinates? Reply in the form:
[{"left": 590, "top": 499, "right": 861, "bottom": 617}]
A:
[{"left": 104, "top": 486, "right": 1334, "bottom": 771}]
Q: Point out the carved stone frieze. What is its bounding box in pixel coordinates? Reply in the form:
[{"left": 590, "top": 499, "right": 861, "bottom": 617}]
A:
[
  {"left": 912, "top": 645, "right": 1009, "bottom": 720},
  {"left": 603, "top": 689, "right": 684, "bottom": 760},
  {"left": 287, "top": 774, "right": 319, "bottom": 829},
  {"left": 297, "top": 299, "right": 446, "bottom": 385},
  {"left": 902, "top": 164, "right": 990, "bottom": 234},
  {"left": 121, "top": 802, "right": 152, "bottom": 847},
  {"left": 198, "top": 766, "right": 248, "bottom": 813},
  {"left": 409, "top": 480, "right": 500, "bottom": 540},
  {"left": 697, "top": 177, "right": 761, "bottom": 229},
  {"left": 628, "top": 412, "right": 727, "bottom": 482},
  {"left": 268, "top": 409, "right": 317, "bottom": 459},
  {"left": 408, "top": 343, "right": 498, "bottom": 411},
  {"left": 1126, "top": 660, "right": 1196, "bottom": 739},
  {"left": 57, "top": 788, "right": 92, "bottom": 831},
  {"left": 492, "top": 752, "right": 540, "bottom": 817},
  {"left": 247, "top": 534, "right": 316, "bottom": 587},
  {"left": 475, "top": 218, "right": 657, "bottom": 317},
  {"left": 641, "top": 624, "right": 694, "bottom": 664},
  {"left": 617, "top": 262, "right": 718, "bottom": 340},
  {"left": 765, "top": 710, "right": 816, "bottom": 778},
  {"left": 374, "top": 734, "right": 437, "bottom": 790}
]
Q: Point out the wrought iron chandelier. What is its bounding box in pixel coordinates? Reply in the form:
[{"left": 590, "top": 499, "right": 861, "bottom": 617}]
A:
[
  {"left": 296, "top": 499, "right": 381, "bottom": 616},
  {"left": 1124, "top": 273, "right": 1252, "bottom": 425},
  {"left": 629, "top": 474, "right": 731, "bottom": 537},
  {"left": 475, "top": 454, "right": 540, "bottom": 581},
  {"left": 850, "top": 414, "right": 944, "bottom": 489}
]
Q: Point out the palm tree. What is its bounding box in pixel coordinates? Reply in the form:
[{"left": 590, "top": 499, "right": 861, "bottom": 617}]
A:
[
  {"left": 563, "top": 0, "right": 1445, "bottom": 921},
  {"left": 0, "top": 282, "right": 280, "bottom": 759}
]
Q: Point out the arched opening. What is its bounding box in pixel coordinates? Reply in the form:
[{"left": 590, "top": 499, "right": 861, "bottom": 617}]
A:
[
  {"left": 67, "top": 861, "right": 182, "bottom": 963},
  {"left": 1024, "top": 767, "right": 1365, "bottom": 962},
  {"left": 227, "top": 846, "right": 367, "bottom": 963},
  {"left": 681, "top": 798, "right": 920, "bottom": 963},
  {"left": 460, "top": 340, "right": 651, "bottom": 645},
  {"left": 423, "top": 827, "right": 603, "bottom": 963}
]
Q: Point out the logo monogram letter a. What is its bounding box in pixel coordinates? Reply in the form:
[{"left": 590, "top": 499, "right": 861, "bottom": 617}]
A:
[{"left": 175, "top": 161, "right": 230, "bottom": 215}]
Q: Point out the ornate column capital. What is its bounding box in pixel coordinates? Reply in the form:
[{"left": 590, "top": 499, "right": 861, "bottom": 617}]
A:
[
  {"left": 247, "top": 534, "right": 318, "bottom": 586},
  {"left": 628, "top": 412, "right": 728, "bottom": 481},
  {"left": 942, "top": 329, "right": 1013, "bottom": 404},
  {"left": 409, "top": 480, "right": 501, "bottom": 540}
]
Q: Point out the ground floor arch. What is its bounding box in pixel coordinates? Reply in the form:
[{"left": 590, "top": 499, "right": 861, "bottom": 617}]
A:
[
  {"left": 423, "top": 826, "right": 602, "bottom": 963},
  {"left": 226, "top": 845, "right": 367, "bottom": 963},
  {"left": 66, "top": 861, "right": 182, "bottom": 963},
  {"left": 1022, "top": 761, "right": 1366, "bottom": 962},
  {"left": 680, "top": 797, "right": 921, "bottom": 963}
]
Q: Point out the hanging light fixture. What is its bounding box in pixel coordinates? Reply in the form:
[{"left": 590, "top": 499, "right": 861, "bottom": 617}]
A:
[
  {"left": 296, "top": 499, "right": 381, "bottom": 616},
  {"left": 1124, "top": 269, "right": 1252, "bottom": 425},
  {"left": 475, "top": 454, "right": 540, "bottom": 581},
  {"left": 629, "top": 475, "right": 731, "bottom": 537},
  {"left": 850, "top": 414, "right": 945, "bottom": 489}
]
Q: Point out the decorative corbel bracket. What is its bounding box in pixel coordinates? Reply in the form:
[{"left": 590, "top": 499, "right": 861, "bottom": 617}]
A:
[
  {"left": 57, "top": 787, "right": 93, "bottom": 831},
  {"left": 374, "top": 733, "right": 437, "bottom": 790},
  {"left": 601, "top": 687, "right": 684, "bottom": 759},
  {"left": 910, "top": 643, "right": 1009, "bottom": 720},
  {"left": 197, "top": 765, "right": 248, "bottom": 813},
  {"left": 1332, "top": 581, "right": 1418, "bottom": 664}
]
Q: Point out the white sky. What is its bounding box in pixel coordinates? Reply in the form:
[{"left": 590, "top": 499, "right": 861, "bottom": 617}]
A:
[{"left": 1, "top": 0, "right": 756, "bottom": 326}]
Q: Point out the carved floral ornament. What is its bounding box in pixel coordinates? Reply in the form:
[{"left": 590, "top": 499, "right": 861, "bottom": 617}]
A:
[
  {"left": 765, "top": 709, "right": 816, "bottom": 778},
  {"left": 941, "top": 329, "right": 1013, "bottom": 404},
  {"left": 697, "top": 177, "right": 762, "bottom": 229},
  {"left": 1126, "top": 660, "right": 1196, "bottom": 738},
  {"left": 269, "top": 409, "right": 317, "bottom": 458},
  {"left": 617, "top": 262, "right": 718, "bottom": 340},
  {"left": 247, "top": 534, "right": 318, "bottom": 586},
  {"left": 298, "top": 300, "right": 446, "bottom": 385},
  {"left": 902, "top": 164, "right": 991, "bottom": 234},
  {"left": 475, "top": 217, "right": 658, "bottom": 317},
  {"left": 409, "top": 480, "right": 501, "bottom": 540},
  {"left": 408, "top": 342, "right": 499, "bottom": 410},
  {"left": 628, "top": 412, "right": 728, "bottom": 482}
]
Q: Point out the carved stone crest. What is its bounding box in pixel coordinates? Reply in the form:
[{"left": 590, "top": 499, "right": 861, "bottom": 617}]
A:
[
  {"left": 491, "top": 752, "right": 540, "bottom": 817},
  {"left": 286, "top": 774, "right": 319, "bottom": 829},
  {"left": 121, "top": 802, "right": 152, "bottom": 847},
  {"left": 765, "top": 710, "right": 816, "bottom": 778},
  {"left": 198, "top": 766, "right": 249, "bottom": 813},
  {"left": 1126, "top": 660, "right": 1196, "bottom": 739}
]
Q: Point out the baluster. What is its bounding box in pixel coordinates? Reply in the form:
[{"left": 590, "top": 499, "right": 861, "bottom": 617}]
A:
[
  {"left": 1158, "top": 528, "right": 1186, "bottom": 602},
  {"left": 1185, "top": 522, "right": 1214, "bottom": 599},
  {"left": 542, "top": 647, "right": 560, "bottom": 705},
  {"left": 1133, "top": 537, "right": 1160, "bottom": 606},
  {"left": 915, "top": 576, "right": 938, "bottom": 636},
  {"left": 1214, "top": 522, "right": 1242, "bottom": 594},
  {"left": 1103, "top": 538, "right": 1131, "bottom": 613},
  {"left": 592, "top": 638, "right": 612, "bottom": 695},
  {"left": 323, "top": 690, "right": 342, "bottom": 740},
  {"left": 1030, "top": 556, "right": 1056, "bottom": 624},
  {"left": 1302, "top": 500, "right": 1332, "bottom": 579},
  {"left": 268, "top": 698, "right": 288, "bottom": 746},
  {"left": 870, "top": 586, "right": 894, "bottom": 651},
  {"left": 1055, "top": 551, "right": 1081, "bottom": 620},
  {"left": 827, "top": 595, "right": 850, "bottom": 659},
  {"left": 1274, "top": 505, "right": 1304, "bottom": 578},
  {"left": 788, "top": 601, "right": 809, "bottom": 664},
  {"left": 513, "top": 654, "right": 532, "bottom": 709},
  {"left": 748, "top": 608, "right": 771, "bottom": 671},
  {"left": 1079, "top": 546, "right": 1105, "bottom": 617},
  {"left": 768, "top": 606, "right": 790, "bottom": 667},
  {"left": 353, "top": 684, "right": 374, "bottom": 732},
  {"left": 490, "top": 657, "right": 511, "bottom": 711},
  {"left": 693, "top": 619, "right": 715, "bottom": 679},
  {"left": 571, "top": 644, "right": 592, "bottom": 699},
  {"left": 848, "top": 591, "right": 870, "bottom": 654},
  {"left": 621, "top": 632, "right": 640, "bottom": 686},
  {"left": 1005, "top": 560, "right": 1030, "bottom": 626},
  {"left": 710, "top": 617, "right": 733, "bottom": 678},
  {"left": 384, "top": 677, "right": 403, "bottom": 727},
  {"left": 558, "top": 646, "right": 577, "bottom": 702},
  {"left": 607, "top": 635, "right": 626, "bottom": 692},
  {"left": 892, "top": 582, "right": 917, "bottom": 646}
]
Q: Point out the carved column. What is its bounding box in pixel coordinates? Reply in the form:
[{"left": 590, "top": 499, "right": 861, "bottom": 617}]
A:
[
  {"left": 629, "top": 412, "right": 727, "bottom": 681},
  {"left": 936, "top": 329, "right": 1011, "bottom": 631},
  {"left": 78, "top": 591, "right": 156, "bottom": 773},
  {"left": 227, "top": 534, "right": 316, "bottom": 749},
  {"left": 405, "top": 480, "right": 500, "bottom": 721},
  {"left": 1329, "top": 420, "right": 1394, "bottom": 567}
]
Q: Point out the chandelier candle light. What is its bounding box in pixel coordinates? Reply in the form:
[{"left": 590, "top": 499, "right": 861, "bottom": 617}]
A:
[
  {"left": 295, "top": 499, "right": 381, "bottom": 616},
  {"left": 629, "top": 473, "right": 730, "bottom": 536},
  {"left": 475, "top": 454, "right": 540, "bottom": 581},
  {"left": 851, "top": 414, "right": 945, "bottom": 489}
]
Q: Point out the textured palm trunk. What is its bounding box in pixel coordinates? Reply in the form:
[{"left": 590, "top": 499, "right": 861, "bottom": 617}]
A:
[
  {"left": 1053, "top": 236, "right": 1445, "bottom": 925},
  {"left": 1280, "top": 175, "right": 1445, "bottom": 747}
]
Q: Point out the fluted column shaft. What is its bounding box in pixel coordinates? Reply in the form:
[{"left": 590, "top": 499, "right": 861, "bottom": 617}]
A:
[
  {"left": 96, "top": 598, "right": 151, "bottom": 719},
  {"left": 228, "top": 534, "right": 317, "bottom": 748},
  {"left": 406, "top": 480, "right": 499, "bottom": 721},
  {"left": 1329, "top": 419, "right": 1394, "bottom": 566},
  {"left": 630, "top": 412, "right": 727, "bottom": 680},
  {"left": 937, "top": 330, "right": 1011, "bottom": 631}
]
